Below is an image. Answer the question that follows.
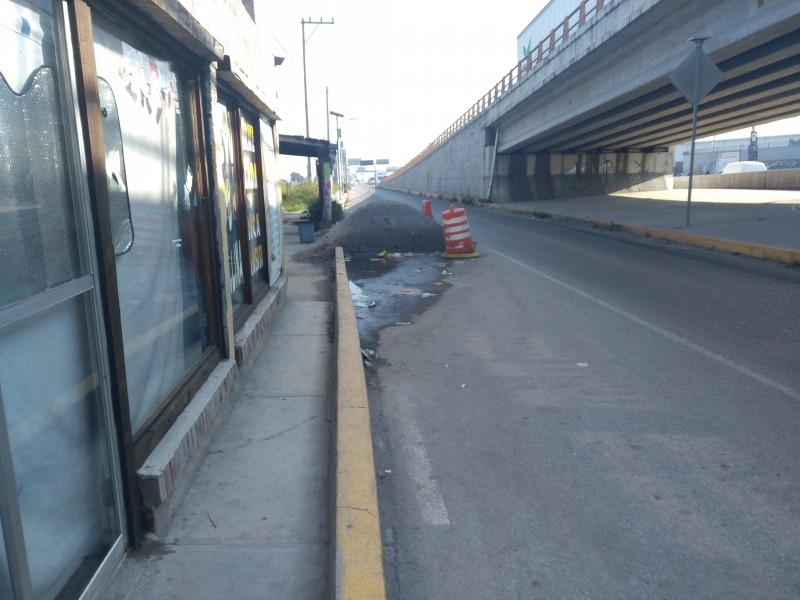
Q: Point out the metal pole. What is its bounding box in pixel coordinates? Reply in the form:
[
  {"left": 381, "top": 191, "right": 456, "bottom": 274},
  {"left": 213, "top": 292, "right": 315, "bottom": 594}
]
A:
[
  {"left": 326, "top": 87, "right": 330, "bottom": 141},
  {"left": 686, "top": 38, "right": 705, "bottom": 228},
  {"left": 301, "top": 18, "right": 334, "bottom": 181},
  {"left": 486, "top": 127, "right": 500, "bottom": 200},
  {"left": 338, "top": 129, "right": 343, "bottom": 202},
  {"left": 686, "top": 101, "right": 699, "bottom": 227},
  {"left": 330, "top": 111, "right": 344, "bottom": 201},
  {"left": 332, "top": 115, "right": 339, "bottom": 196},
  {"left": 302, "top": 18, "right": 311, "bottom": 180}
]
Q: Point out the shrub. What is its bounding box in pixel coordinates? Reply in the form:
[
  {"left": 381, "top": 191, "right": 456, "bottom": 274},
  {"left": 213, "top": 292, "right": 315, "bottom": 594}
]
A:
[
  {"left": 302, "top": 196, "right": 343, "bottom": 229},
  {"left": 280, "top": 180, "right": 318, "bottom": 212}
]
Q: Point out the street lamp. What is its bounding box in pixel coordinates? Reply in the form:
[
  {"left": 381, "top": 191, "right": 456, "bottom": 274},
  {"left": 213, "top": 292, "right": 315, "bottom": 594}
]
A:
[{"left": 301, "top": 17, "right": 334, "bottom": 180}]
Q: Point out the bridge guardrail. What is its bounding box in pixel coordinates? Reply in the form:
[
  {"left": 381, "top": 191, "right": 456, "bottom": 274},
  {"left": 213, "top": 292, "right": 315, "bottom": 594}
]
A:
[{"left": 388, "top": 0, "right": 606, "bottom": 181}]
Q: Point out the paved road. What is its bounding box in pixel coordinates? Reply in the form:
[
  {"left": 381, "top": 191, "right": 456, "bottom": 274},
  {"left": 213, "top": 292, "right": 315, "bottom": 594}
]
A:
[{"left": 364, "top": 189, "right": 800, "bottom": 599}]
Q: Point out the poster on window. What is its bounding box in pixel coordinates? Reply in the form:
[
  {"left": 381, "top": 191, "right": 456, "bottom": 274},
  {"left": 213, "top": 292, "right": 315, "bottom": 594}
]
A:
[
  {"left": 241, "top": 116, "right": 264, "bottom": 282},
  {"left": 214, "top": 103, "right": 245, "bottom": 307},
  {"left": 261, "top": 118, "right": 282, "bottom": 286}
]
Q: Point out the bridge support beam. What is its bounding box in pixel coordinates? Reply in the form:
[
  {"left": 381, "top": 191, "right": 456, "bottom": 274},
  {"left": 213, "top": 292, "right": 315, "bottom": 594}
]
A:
[{"left": 489, "top": 150, "right": 674, "bottom": 202}]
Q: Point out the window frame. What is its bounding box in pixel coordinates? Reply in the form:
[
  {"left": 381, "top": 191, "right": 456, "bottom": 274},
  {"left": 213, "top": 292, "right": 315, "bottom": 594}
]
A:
[
  {"left": 67, "top": 0, "right": 223, "bottom": 547},
  {"left": 216, "top": 91, "right": 271, "bottom": 330},
  {"left": 236, "top": 105, "right": 270, "bottom": 302}
]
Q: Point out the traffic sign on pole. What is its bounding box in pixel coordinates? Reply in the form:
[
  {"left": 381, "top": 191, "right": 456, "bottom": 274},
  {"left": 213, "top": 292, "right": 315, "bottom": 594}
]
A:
[
  {"left": 670, "top": 38, "right": 723, "bottom": 227},
  {"left": 669, "top": 45, "right": 723, "bottom": 106}
]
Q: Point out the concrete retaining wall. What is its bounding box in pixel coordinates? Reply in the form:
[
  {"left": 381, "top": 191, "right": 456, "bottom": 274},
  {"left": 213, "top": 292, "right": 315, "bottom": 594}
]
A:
[{"left": 674, "top": 169, "right": 800, "bottom": 190}]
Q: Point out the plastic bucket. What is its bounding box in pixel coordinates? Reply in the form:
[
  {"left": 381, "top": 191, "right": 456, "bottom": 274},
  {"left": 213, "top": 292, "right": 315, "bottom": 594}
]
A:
[{"left": 297, "top": 221, "right": 315, "bottom": 243}]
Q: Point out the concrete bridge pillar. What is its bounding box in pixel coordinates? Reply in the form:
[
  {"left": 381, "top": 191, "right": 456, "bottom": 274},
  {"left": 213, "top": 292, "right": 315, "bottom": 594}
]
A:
[{"left": 489, "top": 150, "right": 673, "bottom": 202}]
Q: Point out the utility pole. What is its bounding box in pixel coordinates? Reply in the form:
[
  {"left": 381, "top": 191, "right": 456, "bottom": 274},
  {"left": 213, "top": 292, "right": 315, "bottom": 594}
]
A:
[
  {"left": 301, "top": 17, "right": 334, "bottom": 180},
  {"left": 330, "top": 111, "right": 343, "bottom": 202}
]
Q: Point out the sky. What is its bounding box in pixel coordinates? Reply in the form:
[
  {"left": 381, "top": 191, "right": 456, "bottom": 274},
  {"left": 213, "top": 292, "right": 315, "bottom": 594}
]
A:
[
  {"left": 257, "top": 0, "right": 800, "bottom": 179},
  {"left": 260, "top": 0, "right": 548, "bottom": 177}
]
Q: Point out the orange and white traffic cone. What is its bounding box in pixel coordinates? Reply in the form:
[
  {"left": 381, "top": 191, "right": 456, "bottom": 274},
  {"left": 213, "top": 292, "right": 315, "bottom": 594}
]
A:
[
  {"left": 422, "top": 199, "right": 433, "bottom": 218},
  {"left": 442, "top": 204, "right": 479, "bottom": 258}
]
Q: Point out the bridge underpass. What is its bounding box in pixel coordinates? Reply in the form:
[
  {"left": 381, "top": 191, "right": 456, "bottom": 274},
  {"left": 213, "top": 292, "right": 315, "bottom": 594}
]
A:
[{"left": 382, "top": 0, "right": 800, "bottom": 203}]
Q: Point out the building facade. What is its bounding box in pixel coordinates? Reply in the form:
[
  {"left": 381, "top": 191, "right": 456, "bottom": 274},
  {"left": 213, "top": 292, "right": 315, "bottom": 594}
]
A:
[
  {"left": 674, "top": 132, "right": 800, "bottom": 175},
  {"left": 0, "top": 0, "right": 286, "bottom": 597}
]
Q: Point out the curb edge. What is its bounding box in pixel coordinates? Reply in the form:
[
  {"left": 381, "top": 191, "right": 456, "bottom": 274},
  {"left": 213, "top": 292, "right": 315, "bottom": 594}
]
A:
[
  {"left": 332, "top": 246, "right": 387, "bottom": 600},
  {"left": 485, "top": 204, "right": 799, "bottom": 265}
]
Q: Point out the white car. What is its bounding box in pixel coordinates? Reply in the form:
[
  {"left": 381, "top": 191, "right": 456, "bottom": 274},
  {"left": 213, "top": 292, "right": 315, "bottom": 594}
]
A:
[{"left": 721, "top": 161, "right": 766, "bottom": 174}]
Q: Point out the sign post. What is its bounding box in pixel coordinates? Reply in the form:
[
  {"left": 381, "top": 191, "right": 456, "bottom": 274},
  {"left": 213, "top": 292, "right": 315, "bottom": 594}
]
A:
[
  {"left": 669, "top": 37, "right": 723, "bottom": 226},
  {"left": 360, "top": 159, "right": 390, "bottom": 185}
]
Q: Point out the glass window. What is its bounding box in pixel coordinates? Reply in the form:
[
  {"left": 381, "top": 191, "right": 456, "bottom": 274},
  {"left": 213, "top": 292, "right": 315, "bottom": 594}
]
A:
[
  {"left": 1, "top": 2, "right": 122, "bottom": 597},
  {"left": 0, "top": 0, "right": 83, "bottom": 306},
  {"left": 1, "top": 295, "right": 117, "bottom": 599},
  {"left": 92, "top": 21, "right": 211, "bottom": 432}
]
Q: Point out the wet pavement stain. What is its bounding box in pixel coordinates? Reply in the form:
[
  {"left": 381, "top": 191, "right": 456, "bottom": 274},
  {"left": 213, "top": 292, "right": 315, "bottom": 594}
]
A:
[{"left": 345, "top": 253, "right": 453, "bottom": 348}]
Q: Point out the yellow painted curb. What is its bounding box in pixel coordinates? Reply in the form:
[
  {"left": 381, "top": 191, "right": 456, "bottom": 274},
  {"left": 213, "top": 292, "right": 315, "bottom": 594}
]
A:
[
  {"left": 617, "top": 223, "right": 800, "bottom": 265},
  {"left": 483, "top": 204, "right": 799, "bottom": 265},
  {"left": 333, "top": 247, "right": 387, "bottom": 600}
]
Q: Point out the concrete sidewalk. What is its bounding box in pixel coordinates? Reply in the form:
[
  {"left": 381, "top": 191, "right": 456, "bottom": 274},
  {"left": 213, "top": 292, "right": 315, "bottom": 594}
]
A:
[
  {"left": 487, "top": 189, "right": 800, "bottom": 263},
  {"left": 100, "top": 216, "right": 336, "bottom": 599}
]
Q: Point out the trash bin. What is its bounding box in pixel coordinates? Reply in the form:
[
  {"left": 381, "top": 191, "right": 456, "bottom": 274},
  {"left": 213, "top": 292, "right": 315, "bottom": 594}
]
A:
[{"left": 297, "top": 221, "right": 315, "bottom": 243}]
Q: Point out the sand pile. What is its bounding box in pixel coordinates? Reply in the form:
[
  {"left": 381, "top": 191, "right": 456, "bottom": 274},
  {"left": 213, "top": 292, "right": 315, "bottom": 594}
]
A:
[{"left": 294, "top": 200, "right": 445, "bottom": 260}]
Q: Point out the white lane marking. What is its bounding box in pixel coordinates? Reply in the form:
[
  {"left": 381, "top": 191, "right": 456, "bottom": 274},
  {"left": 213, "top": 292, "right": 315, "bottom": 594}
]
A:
[
  {"left": 488, "top": 246, "right": 800, "bottom": 402},
  {"left": 394, "top": 388, "right": 451, "bottom": 526}
]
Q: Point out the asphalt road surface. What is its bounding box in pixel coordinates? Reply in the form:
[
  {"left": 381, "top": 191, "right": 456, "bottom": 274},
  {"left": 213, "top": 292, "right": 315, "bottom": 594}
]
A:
[{"left": 360, "top": 189, "right": 800, "bottom": 600}]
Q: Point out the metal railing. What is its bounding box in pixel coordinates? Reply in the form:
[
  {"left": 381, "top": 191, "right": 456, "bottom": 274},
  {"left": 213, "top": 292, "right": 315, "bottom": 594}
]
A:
[{"left": 390, "top": 0, "right": 607, "bottom": 179}]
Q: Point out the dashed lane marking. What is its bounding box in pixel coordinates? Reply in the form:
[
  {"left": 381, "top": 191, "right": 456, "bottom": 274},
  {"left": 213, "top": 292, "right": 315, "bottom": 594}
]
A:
[{"left": 394, "top": 387, "right": 451, "bottom": 526}]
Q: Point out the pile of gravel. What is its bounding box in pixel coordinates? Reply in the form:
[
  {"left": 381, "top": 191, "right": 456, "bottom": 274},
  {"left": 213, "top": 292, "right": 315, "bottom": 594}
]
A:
[{"left": 294, "top": 200, "right": 445, "bottom": 260}]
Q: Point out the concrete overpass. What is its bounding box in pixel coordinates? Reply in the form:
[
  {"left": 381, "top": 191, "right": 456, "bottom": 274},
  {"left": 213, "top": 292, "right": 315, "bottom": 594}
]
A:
[{"left": 382, "top": 0, "right": 800, "bottom": 202}]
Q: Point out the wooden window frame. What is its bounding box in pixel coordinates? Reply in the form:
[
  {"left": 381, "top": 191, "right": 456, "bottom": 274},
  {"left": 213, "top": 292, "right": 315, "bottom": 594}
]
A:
[
  {"left": 216, "top": 92, "right": 271, "bottom": 331},
  {"left": 68, "top": 0, "right": 223, "bottom": 548}
]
